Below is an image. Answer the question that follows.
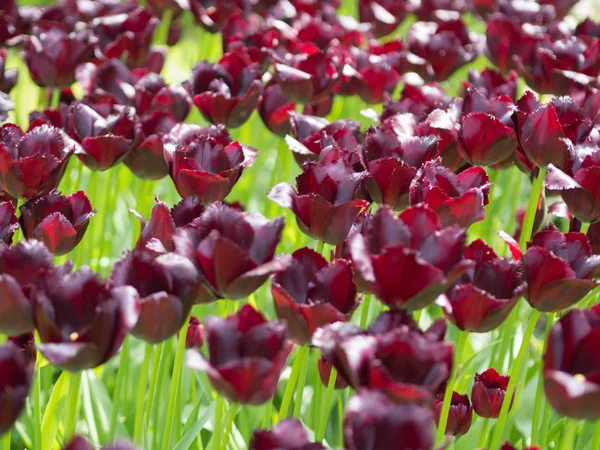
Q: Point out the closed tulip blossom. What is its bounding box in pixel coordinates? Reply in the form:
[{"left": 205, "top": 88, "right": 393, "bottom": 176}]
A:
[
  {"left": 185, "top": 316, "right": 204, "bottom": 349},
  {"left": 0, "top": 343, "right": 33, "bottom": 436},
  {"left": 258, "top": 82, "right": 296, "bottom": 138},
  {"left": 465, "top": 68, "right": 518, "bottom": 100},
  {"left": 164, "top": 124, "right": 257, "bottom": 203},
  {"left": 110, "top": 251, "right": 199, "bottom": 344},
  {"left": 190, "top": 49, "right": 263, "bottom": 128},
  {"left": 471, "top": 368, "right": 512, "bottom": 418},
  {"left": 34, "top": 267, "right": 139, "bottom": 372},
  {"left": 250, "top": 419, "right": 326, "bottom": 450},
  {"left": 344, "top": 390, "right": 435, "bottom": 450},
  {"left": 0, "top": 123, "right": 76, "bottom": 199},
  {"left": 409, "top": 159, "right": 491, "bottom": 229},
  {"left": 268, "top": 158, "right": 369, "bottom": 245},
  {"left": 19, "top": 190, "right": 95, "bottom": 256},
  {"left": 272, "top": 247, "right": 358, "bottom": 343},
  {"left": 173, "top": 203, "right": 291, "bottom": 303},
  {"left": 437, "top": 239, "right": 525, "bottom": 332},
  {"left": 349, "top": 205, "right": 472, "bottom": 310},
  {"left": 186, "top": 304, "right": 293, "bottom": 405},
  {"left": 434, "top": 392, "right": 473, "bottom": 436},
  {"left": 543, "top": 305, "right": 600, "bottom": 419},
  {"left": 0, "top": 201, "right": 17, "bottom": 245}
]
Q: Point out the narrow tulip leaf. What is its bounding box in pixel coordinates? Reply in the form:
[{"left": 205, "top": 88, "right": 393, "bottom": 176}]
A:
[
  {"left": 41, "top": 371, "right": 70, "bottom": 449},
  {"left": 172, "top": 399, "right": 216, "bottom": 450},
  {"left": 81, "top": 372, "right": 100, "bottom": 445}
]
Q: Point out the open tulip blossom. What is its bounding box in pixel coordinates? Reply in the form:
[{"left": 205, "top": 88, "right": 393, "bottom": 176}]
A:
[{"left": 1, "top": 1, "right": 600, "bottom": 449}]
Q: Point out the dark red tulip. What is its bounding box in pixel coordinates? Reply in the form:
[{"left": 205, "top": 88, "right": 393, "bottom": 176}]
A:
[
  {"left": 543, "top": 305, "right": 600, "bottom": 419},
  {"left": 76, "top": 59, "right": 139, "bottom": 106},
  {"left": 381, "top": 83, "right": 452, "bottom": 122},
  {"left": 250, "top": 418, "right": 325, "bottom": 450},
  {"left": 268, "top": 159, "right": 369, "bottom": 245},
  {"left": 358, "top": 0, "right": 406, "bottom": 38},
  {"left": 272, "top": 247, "right": 358, "bottom": 344},
  {"left": 273, "top": 51, "right": 340, "bottom": 105},
  {"left": 465, "top": 68, "right": 518, "bottom": 100},
  {"left": 164, "top": 123, "right": 257, "bottom": 203},
  {"left": 173, "top": 203, "right": 291, "bottom": 303},
  {"left": 34, "top": 267, "right": 139, "bottom": 372},
  {"left": 0, "top": 201, "right": 17, "bottom": 245},
  {"left": 190, "top": 49, "right": 263, "bottom": 128},
  {"left": 343, "top": 52, "right": 401, "bottom": 104},
  {"left": 349, "top": 205, "right": 472, "bottom": 310},
  {"left": 23, "top": 25, "right": 95, "bottom": 88},
  {"left": 0, "top": 1, "right": 21, "bottom": 45},
  {"left": 19, "top": 190, "right": 95, "bottom": 256},
  {"left": 576, "top": 18, "right": 600, "bottom": 38},
  {"left": 545, "top": 143, "right": 600, "bottom": 223},
  {"left": 258, "top": 81, "right": 295, "bottom": 137},
  {"left": 191, "top": 0, "right": 248, "bottom": 33},
  {"left": 0, "top": 123, "right": 76, "bottom": 199},
  {"left": 471, "top": 368, "right": 512, "bottom": 418},
  {"left": 0, "top": 49, "right": 17, "bottom": 95},
  {"left": 519, "top": 226, "right": 600, "bottom": 312},
  {"left": 409, "top": 160, "right": 491, "bottom": 229},
  {"left": 63, "top": 435, "right": 139, "bottom": 450},
  {"left": 0, "top": 343, "right": 33, "bottom": 436},
  {"left": 344, "top": 390, "right": 435, "bottom": 450},
  {"left": 185, "top": 316, "right": 204, "bottom": 349},
  {"left": 437, "top": 239, "right": 525, "bottom": 332},
  {"left": 501, "top": 443, "right": 541, "bottom": 450},
  {"left": 110, "top": 251, "right": 199, "bottom": 344},
  {"left": 317, "top": 356, "right": 348, "bottom": 389},
  {"left": 8, "top": 332, "right": 36, "bottom": 364},
  {"left": 434, "top": 391, "right": 473, "bottom": 436},
  {"left": 186, "top": 304, "right": 292, "bottom": 405},
  {"left": 421, "top": 106, "right": 467, "bottom": 172}
]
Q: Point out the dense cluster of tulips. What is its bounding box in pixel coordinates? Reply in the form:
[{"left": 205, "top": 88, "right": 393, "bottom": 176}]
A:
[{"left": 0, "top": 0, "right": 600, "bottom": 449}]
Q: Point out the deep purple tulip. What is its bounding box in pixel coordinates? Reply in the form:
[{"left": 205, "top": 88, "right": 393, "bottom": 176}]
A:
[
  {"left": 23, "top": 25, "right": 95, "bottom": 88},
  {"left": 471, "top": 368, "right": 512, "bottom": 418},
  {"left": 164, "top": 123, "right": 257, "bottom": 202},
  {"left": 465, "top": 68, "right": 518, "bottom": 100},
  {"left": 250, "top": 419, "right": 326, "bottom": 450},
  {"left": 344, "top": 390, "right": 435, "bottom": 450},
  {"left": 110, "top": 251, "right": 199, "bottom": 344},
  {"left": 186, "top": 304, "right": 293, "bottom": 405},
  {"left": 34, "top": 267, "right": 139, "bottom": 372},
  {"left": 8, "top": 332, "right": 36, "bottom": 364},
  {"left": 500, "top": 443, "right": 541, "bottom": 450},
  {"left": 381, "top": 83, "right": 452, "bottom": 122},
  {"left": 173, "top": 203, "right": 291, "bottom": 302},
  {"left": 358, "top": 0, "right": 406, "bottom": 38},
  {"left": 437, "top": 239, "right": 525, "bottom": 332},
  {"left": 409, "top": 160, "right": 491, "bottom": 229},
  {"left": 190, "top": 0, "right": 249, "bottom": 33},
  {"left": 544, "top": 305, "right": 600, "bottom": 419},
  {"left": 0, "top": 201, "right": 17, "bottom": 245},
  {"left": 0, "top": 343, "right": 33, "bottom": 436},
  {"left": 349, "top": 205, "right": 472, "bottom": 310},
  {"left": 0, "top": 123, "right": 76, "bottom": 199},
  {"left": 258, "top": 81, "right": 295, "bottom": 138},
  {"left": 272, "top": 247, "right": 358, "bottom": 344},
  {"left": 343, "top": 51, "right": 401, "bottom": 104},
  {"left": 63, "top": 435, "right": 139, "bottom": 450},
  {"left": 0, "top": 49, "right": 17, "bottom": 94},
  {"left": 185, "top": 316, "right": 204, "bottom": 349},
  {"left": 19, "top": 190, "right": 95, "bottom": 256},
  {"left": 434, "top": 392, "right": 473, "bottom": 436}
]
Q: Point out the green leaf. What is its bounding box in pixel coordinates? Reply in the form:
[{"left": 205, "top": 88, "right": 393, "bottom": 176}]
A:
[
  {"left": 172, "top": 400, "right": 216, "bottom": 450},
  {"left": 41, "top": 372, "right": 69, "bottom": 449}
]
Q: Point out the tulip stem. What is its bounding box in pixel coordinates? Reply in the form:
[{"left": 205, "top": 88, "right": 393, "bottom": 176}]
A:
[
  {"left": 337, "top": 391, "right": 344, "bottom": 447},
  {"left": 359, "top": 295, "right": 371, "bottom": 328},
  {"left": 50, "top": 88, "right": 60, "bottom": 109},
  {"left": 519, "top": 167, "right": 547, "bottom": 251},
  {"left": 316, "top": 366, "right": 337, "bottom": 442},
  {"left": 161, "top": 313, "right": 192, "bottom": 450},
  {"left": 489, "top": 309, "right": 541, "bottom": 449},
  {"left": 108, "top": 336, "right": 129, "bottom": 441},
  {"left": 591, "top": 421, "right": 600, "bottom": 450},
  {"left": 262, "top": 399, "right": 272, "bottom": 428},
  {"left": 435, "top": 330, "right": 468, "bottom": 445},
  {"left": 64, "top": 371, "right": 82, "bottom": 439},
  {"left": 154, "top": 9, "right": 173, "bottom": 47},
  {"left": 2, "top": 432, "right": 9, "bottom": 450},
  {"left": 220, "top": 403, "right": 238, "bottom": 450},
  {"left": 133, "top": 342, "right": 153, "bottom": 444},
  {"left": 279, "top": 347, "right": 303, "bottom": 419},
  {"left": 143, "top": 341, "right": 165, "bottom": 446},
  {"left": 581, "top": 222, "right": 591, "bottom": 235},
  {"left": 212, "top": 396, "right": 224, "bottom": 450},
  {"left": 316, "top": 240, "right": 325, "bottom": 255},
  {"left": 477, "top": 418, "right": 490, "bottom": 448},
  {"left": 33, "top": 365, "right": 42, "bottom": 450},
  {"left": 292, "top": 346, "right": 310, "bottom": 418},
  {"left": 531, "top": 314, "right": 554, "bottom": 445},
  {"left": 559, "top": 419, "right": 579, "bottom": 450}
]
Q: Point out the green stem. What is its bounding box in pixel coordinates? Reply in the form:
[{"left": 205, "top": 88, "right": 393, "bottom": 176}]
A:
[
  {"left": 531, "top": 314, "right": 555, "bottom": 445},
  {"left": 312, "top": 371, "right": 322, "bottom": 430},
  {"left": 316, "top": 366, "right": 337, "bottom": 442},
  {"left": 316, "top": 240, "right": 325, "bottom": 255},
  {"left": 134, "top": 343, "right": 153, "bottom": 444},
  {"left": 337, "top": 391, "right": 344, "bottom": 448},
  {"left": 279, "top": 347, "right": 302, "bottom": 419},
  {"left": 435, "top": 330, "right": 468, "bottom": 444},
  {"left": 153, "top": 9, "right": 173, "bottom": 47},
  {"left": 539, "top": 398, "right": 553, "bottom": 447},
  {"left": 489, "top": 310, "right": 541, "bottom": 449},
  {"left": 220, "top": 403, "right": 238, "bottom": 450},
  {"left": 109, "top": 337, "right": 129, "bottom": 441},
  {"left": 262, "top": 399, "right": 273, "bottom": 428},
  {"left": 64, "top": 371, "right": 83, "bottom": 439},
  {"left": 293, "top": 346, "right": 310, "bottom": 418},
  {"left": 559, "top": 419, "right": 578, "bottom": 450},
  {"left": 2, "top": 432, "right": 9, "bottom": 450},
  {"left": 161, "top": 313, "right": 193, "bottom": 450},
  {"left": 591, "top": 421, "right": 600, "bottom": 450},
  {"left": 519, "top": 168, "right": 547, "bottom": 251},
  {"left": 50, "top": 88, "right": 60, "bottom": 109},
  {"left": 359, "top": 295, "right": 372, "bottom": 328},
  {"left": 581, "top": 222, "right": 591, "bottom": 235},
  {"left": 477, "top": 418, "right": 490, "bottom": 448},
  {"left": 143, "top": 342, "right": 165, "bottom": 443},
  {"left": 33, "top": 369, "right": 41, "bottom": 450},
  {"left": 212, "top": 396, "right": 224, "bottom": 450}
]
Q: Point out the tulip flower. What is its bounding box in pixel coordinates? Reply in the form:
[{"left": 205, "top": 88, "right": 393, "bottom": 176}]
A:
[
  {"left": 0, "top": 49, "right": 17, "bottom": 95},
  {"left": 358, "top": 0, "right": 406, "bottom": 38},
  {"left": 191, "top": 0, "right": 248, "bottom": 33},
  {"left": 471, "top": 368, "right": 512, "bottom": 418},
  {"left": 465, "top": 68, "right": 518, "bottom": 100},
  {"left": 434, "top": 392, "right": 473, "bottom": 436},
  {"left": 543, "top": 305, "right": 600, "bottom": 419},
  {"left": 501, "top": 443, "right": 541, "bottom": 450},
  {"left": 23, "top": 25, "right": 95, "bottom": 87},
  {"left": 190, "top": 49, "right": 263, "bottom": 128},
  {"left": 381, "top": 83, "right": 452, "bottom": 122},
  {"left": 344, "top": 390, "right": 435, "bottom": 450},
  {"left": 0, "top": 123, "right": 76, "bottom": 199},
  {"left": 342, "top": 52, "right": 401, "bottom": 104},
  {"left": 63, "top": 435, "right": 139, "bottom": 450},
  {"left": 8, "top": 332, "right": 36, "bottom": 364},
  {"left": 185, "top": 316, "right": 204, "bottom": 349},
  {"left": 250, "top": 419, "right": 326, "bottom": 450},
  {"left": 173, "top": 203, "right": 291, "bottom": 302},
  {"left": 409, "top": 159, "right": 491, "bottom": 229},
  {"left": 317, "top": 356, "right": 349, "bottom": 389},
  {"left": 437, "top": 239, "right": 526, "bottom": 332},
  {"left": 0, "top": 201, "right": 17, "bottom": 245},
  {"left": 272, "top": 247, "right": 358, "bottom": 343},
  {"left": 34, "top": 267, "right": 139, "bottom": 372},
  {"left": 0, "top": 343, "right": 33, "bottom": 436},
  {"left": 268, "top": 159, "right": 369, "bottom": 245},
  {"left": 19, "top": 190, "right": 95, "bottom": 256},
  {"left": 349, "top": 205, "right": 472, "bottom": 310},
  {"left": 164, "top": 124, "right": 257, "bottom": 203},
  {"left": 258, "top": 82, "right": 295, "bottom": 138},
  {"left": 186, "top": 304, "right": 293, "bottom": 405},
  {"left": 110, "top": 251, "right": 199, "bottom": 343}
]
